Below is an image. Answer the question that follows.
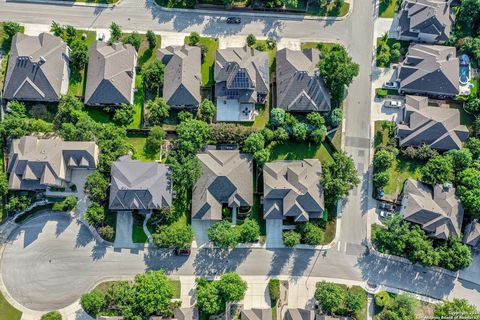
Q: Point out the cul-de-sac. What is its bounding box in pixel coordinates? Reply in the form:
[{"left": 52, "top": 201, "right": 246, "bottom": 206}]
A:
[{"left": 0, "top": 0, "right": 480, "bottom": 318}]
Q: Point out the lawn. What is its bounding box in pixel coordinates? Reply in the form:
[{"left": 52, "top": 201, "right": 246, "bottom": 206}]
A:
[
  {"left": 126, "top": 133, "right": 158, "bottom": 161},
  {"left": 129, "top": 75, "right": 144, "bottom": 129},
  {"left": 92, "top": 279, "right": 181, "bottom": 298},
  {"left": 132, "top": 213, "right": 148, "bottom": 243},
  {"left": 0, "top": 290, "right": 22, "bottom": 320},
  {"left": 287, "top": 0, "right": 349, "bottom": 16},
  {"left": 85, "top": 106, "right": 111, "bottom": 123},
  {"left": 269, "top": 139, "right": 335, "bottom": 164},
  {"left": 122, "top": 33, "right": 162, "bottom": 68},
  {"left": 184, "top": 36, "right": 219, "bottom": 86},
  {"left": 379, "top": 0, "right": 398, "bottom": 18},
  {"left": 375, "top": 36, "right": 410, "bottom": 68},
  {"left": 68, "top": 30, "right": 97, "bottom": 97}
]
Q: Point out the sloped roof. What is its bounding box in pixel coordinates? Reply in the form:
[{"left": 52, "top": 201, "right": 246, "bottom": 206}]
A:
[
  {"left": 7, "top": 136, "right": 99, "bottom": 190},
  {"left": 276, "top": 48, "right": 331, "bottom": 112},
  {"left": 173, "top": 307, "right": 198, "bottom": 320},
  {"left": 214, "top": 46, "right": 269, "bottom": 104},
  {"left": 3, "top": 33, "right": 69, "bottom": 101},
  {"left": 398, "top": 0, "right": 454, "bottom": 43},
  {"left": 397, "top": 95, "right": 469, "bottom": 150},
  {"left": 400, "top": 178, "right": 463, "bottom": 240},
  {"left": 263, "top": 159, "right": 324, "bottom": 221},
  {"left": 397, "top": 44, "right": 459, "bottom": 96},
  {"left": 241, "top": 309, "right": 272, "bottom": 320},
  {"left": 158, "top": 45, "right": 201, "bottom": 107},
  {"left": 85, "top": 41, "right": 137, "bottom": 106},
  {"left": 463, "top": 220, "right": 480, "bottom": 248},
  {"left": 192, "top": 150, "right": 253, "bottom": 220},
  {"left": 109, "top": 159, "right": 173, "bottom": 210}
]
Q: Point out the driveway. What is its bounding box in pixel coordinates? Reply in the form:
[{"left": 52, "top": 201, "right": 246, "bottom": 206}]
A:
[
  {"left": 266, "top": 219, "right": 283, "bottom": 248},
  {"left": 114, "top": 211, "right": 134, "bottom": 248},
  {"left": 191, "top": 220, "right": 216, "bottom": 247}
]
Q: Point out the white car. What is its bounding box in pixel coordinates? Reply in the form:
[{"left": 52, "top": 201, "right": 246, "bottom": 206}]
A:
[
  {"left": 383, "top": 81, "right": 398, "bottom": 89},
  {"left": 384, "top": 100, "right": 403, "bottom": 108}
]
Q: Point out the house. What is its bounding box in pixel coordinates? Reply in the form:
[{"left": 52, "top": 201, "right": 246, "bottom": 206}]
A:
[
  {"left": 214, "top": 46, "right": 269, "bottom": 122},
  {"left": 85, "top": 41, "right": 137, "bottom": 106},
  {"left": 397, "top": 0, "right": 454, "bottom": 44},
  {"left": 276, "top": 48, "right": 331, "bottom": 112},
  {"left": 241, "top": 308, "right": 272, "bottom": 320},
  {"left": 157, "top": 45, "right": 201, "bottom": 108},
  {"left": 463, "top": 220, "right": 480, "bottom": 248},
  {"left": 109, "top": 157, "right": 173, "bottom": 212},
  {"left": 3, "top": 33, "right": 69, "bottom": 102},
  {"left": 284, "top": 309, "right": 350, "bottom": 320},
  {"left": 7, "top": 136, "right": 98, "bottom": 191},
  {"left": 148, "top": 308, "right": 198, "bottom": 320},
  {"left": 396, "top": 95, "right": 469, "bottom": 151},
  {"left": 396, "top": 44, "right": 459, "bottom": 97},
  {"left": 263, "top": 159, "right": 324, "bottom": 222},
  {"left": 192, "top": 149, "right": 253, "bottom": 221},
  {"left": 97, "top": 317, "right": 124, "bottom": 320},
  {"left": 400, "top": 178, "right": 463, "bottom": 240}
]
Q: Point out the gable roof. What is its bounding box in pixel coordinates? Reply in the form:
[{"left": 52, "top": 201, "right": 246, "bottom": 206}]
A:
[
  {"left": 241, "top": 309, "right": 272, "bottom": 320},
  {"left": 397, "top": 44, "right": 459, "bottom": 96},
  {"left": 276, "top": 48, "right": 331, "bottom": 112},
  {"left": 3, "top": 33, "right": 69, "bottom": 101},
  {"left": 7, "top": 136, "right": 99, "bottom": 190},
  {"left": 192, "top": 149, "right": 253, "bottom": 220},
  {"left": 263, "top": 159, "right": 324, "bottom": 221},
  {"left": 463, "top": 220, "right": 480, "bottom": 248},
  {"left": 396, "top": 95, "right": 469, "bottom": 150},
  {"left": 397, "top": 0, "right": 454, "bottom": 43},
  {"left": 158, "top": 45, "right": 201, "bottom": 107},
  {"left": 400, "top": 178, "right": 464, "bottom": 240},
  {"left": 109, "top": 159, "right": 173, "bottom": 210},
  {"left": 85, "top": 41, "right": 137, "bottom": 106},
  {"left": 214, "top": 46, "right": 269, "bottom": 103}
]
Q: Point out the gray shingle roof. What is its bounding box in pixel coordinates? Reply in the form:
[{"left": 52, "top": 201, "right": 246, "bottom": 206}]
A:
[
  {"left": 85, "top": 41, "right": 137, "bottom": 106},
  {"left": 400, "top": 178, "right": 464, "bottom": 240},
  {"left": 7, "top": 136, "right": 99, "bottom": 190},
  {"left": 109, "top": 159, "right": 173, "bottom": 211},
  {"left": 3, "top": 33, "right": 69, "bottom": 102},
  {"left": 397, "top": 0, "right": 454, "bottom": 43},
  {"left": 158, "top": 45, "right": 201, "bottom": 108},
  {"left": 214, "top": 46, "right": 269, "bottom": 104},
  {"left": 397, "top": 44, "right": 459, "bottom": 96},
  {"left": 285, "top": 309, "right": 350, "bottom": 320},
  {"left": 263, "top": 159, "right": 324, "bottom": 221},
  {"left": 173, "top": 307, "right": 198, "bottom": 320},
  {"left": 192, "top": 150, "right": 253, "bottom": 220},
  {"left": 397, "top": 95, "right": 469, "bottom": 151},
  {"left": 241, "top": 309, "right": 272, "bottom": 320},
  {"left": 276, "top": 48, "right": 331, "bottom": 112},
  {"left": 463, "top": 220, "right": 480, "bottom": 248}
]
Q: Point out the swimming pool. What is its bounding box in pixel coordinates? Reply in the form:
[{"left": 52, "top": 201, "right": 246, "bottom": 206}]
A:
[{"left": 460, "top": 64, "right": 470, "bottom": 85}]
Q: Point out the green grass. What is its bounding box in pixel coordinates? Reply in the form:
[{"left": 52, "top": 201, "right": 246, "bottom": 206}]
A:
[
  {"left": 126, "top": 133, "right": 158, "bottom": 161},
  {"left": 185, "top": 36, "right": 219, "bottom": 86},
  {"left": 68, "top": 30, "right": 96, "bottom": 97},
  {"left": 0, "top": 290, "right": 22, "bottom": 320},
  {"left": 374, "top": 121, "right": 390, "bottom": 149},
  {"left": 170, "top": 280, "right": 181, "bottom": 299},
  {"left": 287, "top": 0, "right": 349, "bottom": 16},
  {"left": 122, "top": 33, "right": 162, "bottom": 68},
  {"left": 129, "top": 75, "right": 144, "bottom": 129},
  {"left": 383, "top": 158, "right": 422, "bottom": 199},
  {"left": 269, "top": 140, "right": 335, "bottom": 164},
  {"left": 104, "top": 209, "right": 117, "bottom": 240},
  {"left": 93, "top": 279, "right": 180, "bottom": 298},
  {"left": 85, "top": 106, "right": 111, "bottom": 123},
  {"left": 132, "top": 213, "right": 148, "bottom": 243},
  {"left": 376, "top": 36, "right": 409, "bottom": 67},
  {"left": 379, "top": 0, "right": 398, "bottom": 18},
  {"left": 448, "top": 101, "right": 475, "bottom": 130},
  {"left": 0, "top": 24, "right": 25, "bottom": 92}
]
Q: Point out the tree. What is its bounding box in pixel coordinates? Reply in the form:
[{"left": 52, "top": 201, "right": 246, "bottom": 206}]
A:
[
  {"left": 84, "top": 202, "right": 105, "bottom": 226},
  {"left": 5, "top": 196, "right": 30, "bottom": 214},
  {"left": 420, "top": 155, "right": 454, "bottom": 185},
  {"left": 254, "top": 148, "right": 270, "bottom": 166},
  {"left": 283, "top": 230, "right": 301, "bottom": 247},
  {"left": 54, "top": 95, "right": 84, "bottom": 127},
  {"left": 373, "top": 149, "right": 395, "bottom": 171},
  {"left": 434, "top": 299, "right": 478, "bottom": 316},
  {"left": 196, "top": 279, "right": 223, "bottom": 315},
  {"left": 133, "top": 270, "right": 174, "bottom": 317},
  {"left": 146, "top": 97, "right": 170, "bottom": 126},
  {"left": 208, "top": 221, "right": 239, "bottom": 248},
  {"left": 269, "top": 108, "right": 286, "bottom": 128},
  {"left": 153, "top": 224, "right": 194, "bottom": 249},
  {"left": 297, "top": 222, "right": 324, "bottom": 245},
  {"left": 310, "top": 127, "right": 327, "bottom": 144},
  {"left": 41, "top": 311, "right": 62, "bottom": 320},
  {"left": 405, "top": 226, "right": 439, "bottom": 267},
  {"left": 142, "top": 60, "right": 164, "bottom": 95},
  {"left": 145, "top": 126, "right": 166, "bottom": 156},
  {"left": 447, "top": 148, "right": 473, "bottom": 174},
  {"left": 69, "top": 40, "right": 88, "bottom": 70},
  {"left": 243, "top": 132, "right": 265, "bottom": 154},
  {"left": 218, "top": 273, "right": 247, "bottom": 302},
  {"left": 50, "top": 21, "right": 65, "bottom": 37},
  {"left": 80, "top": 291, "right": 106, "bottom": 316},
  {"left": 239, "top": 219, "right": 260, "bottom": 243},
  {"left": 268, "top": 279, "right": 280, "bottom": 302},
  {"left": 7, "top": 100, "right": 26, "bottom": 116},
  {"left": 292, "top": 123, "right": 308, "bottom": 142},
  {"left": 319, "top": 44, "right": 359, "bottom": 103},
  {"left": 0, "top": 172, "right": 9, "bottom": 198},
  {"left": 247, "top": 34, "right": 257, "bottom": 47},
  {"left": 146, "top": 30, "right": 157, "bottom": 50},
  {"left": 176, "top": 119, "right": 210, "bottom": 155},
  {"left": 457, "top": 167, "right": 480, "bottom": 214},
  {"left": 466, "top": 137, "right": 480, "bottom": 160},
  {"left": 374, "top": 291, "right": 391, "bottom": 308},
  {"left": 63, "top": 195, "right": 78, "bottom": 211},
  {"left": 98, "top": 225, "right": 115, "bottom": 241},
  {"left": 167, "top": 152, "right": 201, "bottom": 191},
  {"left": 109, "top": 22, "right": 122, "bottom": 42},
  {"left": 274, "top": 127, "right": 289, "bottom": 142},
  {"left": 113, "top": 103, "right": 135, "bottom": 127},
  {"left": 189, "top": 32, "right": 201, "bottom": 45},
  {"left": 455, "top": 0, "right": 480, "bottom": 38},
  {"left": 329, "top": 108, "right": 343, "bottom": 127},
  {"left": 105, "top": 281, "right": 135, "bottom": 317},
  {"left": 322, "top": 151, "right": 360, "bottom": 207},
  {"left": 373, "top": 171, "right": 389, "bottom": 189},
  {"left": 3, "top": 21, "right": 21, "bottom": 38},
  {"left": 124, "top": 31, "right": 142, "bottom": 51},
  {"left": 198, "top": 99, "right": 216, "bottom": 123},
  {"left": 345, "top": 286, "right": 367, "bottom": 314},
  {"left": 96, "top": 123, "right": 129, "bottom": 173},
  {"left": 306, "top": 112, "right": 325, "bottom": 128},
  {"left": 60, "top": 112, "right": 98, "bottom": 142},
  {"left": 84, "top": 171, "right": 109, "bottom": 203},
  {"left": 372, "top": 213, "right": 410, "bottom": 256},
  {"left": 315, "top": 282, "right": 347, "bottom": 314},
  {"left": 178, "top": 111, "right": 193, "bottom": 122},
  {"left": 437, "top": 236, "right": 473, "bottom": 271},
  {"left": 261, "top": 127, "right": 274, "bottom": 143}
]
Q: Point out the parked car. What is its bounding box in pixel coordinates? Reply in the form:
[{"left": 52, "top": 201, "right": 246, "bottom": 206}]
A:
[
  {"left": 378, "top": 201, "right": 395, "bottom": 212},
  {"left": 226, "top": 17, "right": 241, "bottom": 24},
  {"left": 174, "top": 248, "right": 191, "bottom": 256},
  {"left": 98, "top": 33, "right": 105, "bottom": 41},
  {"left": 383, "top": 100, "right": 403, "bottom": 108},
  {"left": 383, "top": 81, "right": 398, "bottom": 89},
  {"left": 379, "top": 210, "right": 391, "bottom": 218}
]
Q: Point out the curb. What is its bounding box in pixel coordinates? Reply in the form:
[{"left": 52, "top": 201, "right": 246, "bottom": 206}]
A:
[{"left": 7, "top": 0, "right": 121, "bottom": 8}]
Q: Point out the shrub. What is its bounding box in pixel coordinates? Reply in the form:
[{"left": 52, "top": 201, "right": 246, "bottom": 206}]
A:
[
  {"left": 274, "top": 127, "right": 289, "bottom": 142},
  {"left": 208, "top": 221, "right": 240, "bottom": 248},
  {"left": 283, "top": 231, "right": 300, "bottom": 247},
  {"left": 375, "top": 88, "right": 388, "bottom": 98},
  {"left": 41, "top": 311, "right": 62, "bottom": 320},
  {"left": 239, "top": 219, "right": 260, "bottom": 243},
  {"left": 297, "top": 222, "right": 324, "bottom": 245},
  {"left": 3, "top": 21, "right": 21, "bottom": 38},
  {"left": 98, "top": 226, "right": 115, "bottom": 242},
  {"left": 189, "top": 32, "right": 200, "bottom": 45},
  {"left": 146, "top": 30, "right": 157, "bottom": 50},
  {"left": 329, "top": 108, "right": 343, "bottom": 127},
  {"left": 292, "top": 123, "right": 308, "bottom": 142},
  {"left": 374, "top": 291, "right": 391, "bottom": 307},
  {"left": 373, "top": 171, "right": 389, "bottom": 189},
  {"left": 84, "top": 203, "right": 105, "bottom": 226},
  {"left": 269, "top": 108, "right": 286, "bottom": 128},
  {"left": 80, "top": 291, "right": 106, "bottom": 316},
  {"left": 247, "top": 34, "right": 256, "bottom": 46},
  {"left": 63, "top": 195, "right": 78, "bottom": 211},
  {"left": 268, "top": 279, "right": 280, "bottom": 302}
]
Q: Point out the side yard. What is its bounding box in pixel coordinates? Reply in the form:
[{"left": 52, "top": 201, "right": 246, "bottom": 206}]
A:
[
  {"left": 184, "top": 35, "right": 218, "bottom": 87},
  {"left": 67, "top": 30, "right": 97, "bottom": 97}
]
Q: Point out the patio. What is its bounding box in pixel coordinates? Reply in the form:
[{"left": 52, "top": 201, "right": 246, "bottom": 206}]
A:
[{"left": 216, "top": 98, "right": 256, "bottom": 122}]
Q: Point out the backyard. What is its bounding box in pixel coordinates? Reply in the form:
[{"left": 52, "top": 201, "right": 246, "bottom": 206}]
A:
[
  {"left": 269, "top": 139, "right": 335, "bottom": 164},
  {"left": 126, "top": 133, "right": 157, "bottom": 161},
  {"left": 184, "top": 36, "right": 219, "bottom": 86}
]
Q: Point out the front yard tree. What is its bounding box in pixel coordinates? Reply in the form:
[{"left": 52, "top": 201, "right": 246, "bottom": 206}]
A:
[
  {"left": 132, "top": 270, "right": 174, "bottom": 317},
  {"left": 208, "top": 221, "right": 239, "bottom": 248},
  {"left": 315, "top": 282, "right": 346, "bottom": 314},
  {"left": 84, "top": 202, "right": 105, "bottom": 226},
  {"left": 420, "top": 155, "right": 454, "bottom": 185},
  {"left": 70, "top": 40, "right": 88, "bottom": 70},
  {"left": 188, "top": 32, "right": 200, "bottom": 46},
  {"left": 50, "top": 21, "right": 64, "bottom": 37},
  {"left": 218, "top": 273, "right": 247, "bottom": 302},
  {"left": 298, "top": 222, "right": 324, "bottom": 245},
  {"left": 146, "top": 97, "right": 170, "bottom": 126},
  {"left": 84, "top": 171, "right": 109, "bottom": 203},
  {"left": 109, "top": 22, "right": 122, "bottom": 42},
  {"left": 198, "top": 99, "right": 216, "bottom": 123},
  {"left": 373, "top": 149, "right": 395, "bottom": 171},
  {"left": 80, "top": 291, "right": 106, "bottom": 317},
  {"left": 438, "top": 236, "right": 473, "bottom": 271},
  {"left": 124, "top": 31, "right": 142, "bottom": 51},
  {"left": 239, "top": 219, "right": 260, "bottom": 243},
  {"left": 247, "top": 34, "right": 257, "bottom": 47},
  {"left": 373, "top": 171, "right": 389, "bottom": 189},
  {"left": 146, "top": 30, "right": 157, "bottom": 50},
  {"left": 3, "top": 21, "right": 21, "bottom": 38},
  {"left": 345, "top": 287, "right": 367, "bottom": 315},
  {"left": 434, "top": 299, "right": 478, "bottom": 316},
  {"left": 153, "top": 224, "right": 194, "bottom": 249},
  {"left": 142, "top": 60, "right": 165, "bottom": 95},
  {"left": 196, "top": 278, "right": 223, "bottom": 315}
]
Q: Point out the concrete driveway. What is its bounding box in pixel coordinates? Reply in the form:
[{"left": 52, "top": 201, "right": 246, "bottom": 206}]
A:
[
  {"left": 114, "top": 211, "right": 134, "bottom": 249},
  {"left": 266, "top": 219, "right": 283, "bottom": 248},
  {"left": 192, "top": 220, "right": 216, "bottom": 247}
]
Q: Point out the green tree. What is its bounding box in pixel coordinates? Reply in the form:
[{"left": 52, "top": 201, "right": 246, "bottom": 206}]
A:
[
  {"left": 208, "top": 220, "right": 239, "bottom": 248},
  {"left": 113, "top": 103, "right": 135, "bottom": 127},
  {"left": 109, "top": 22, "right": 122, "bottom": 42},
  {"left": 167, "top": 152, "right": 201, "bottom": 191},
  {"left": 133, "top": 270, "right": 174, "bottom": 317},
  {"left": 306, "top": 112, "right": 325, "bottom": 128},
  {"left": 373, "top": 171, "right": 389, "bottom": 189},
  {"left": 345, "top": 286, "right": 367, "bottom": 314},
  {"left": 218, "top": 273, "right": 247, "bottom": 302},
  {"left": 319, "top": 44, "right": 359, "bottom": 103},
  {"left": 247, "top": 34, "right": 257, "bottom": 47},
  {"left": 448, "top": 148, "right": 473, "bottom": 174},
  {"left": 239, "top": 219, "right": 260, "bottom": 243},
  {"left": 437, "top": 236, "right": 473, "bottom": 271},
  {"left": 297, "top": 222, "right": 324, "bottom": 245},
  {"left": 292, "top": 122, "right": 308, "bottom": 142},
  {"left": 322, "top": 151, "right": 360, "bottom": 206},
  {"left": 434, "top": 299, "right": 478, "bottom": 316},
  {"left": 70, "top": 40, "right": 88, "bottom": 70},
  {"left": 372, "top": 213, "right": 410, "bottom": 256},
  {"left": 105, "top": 281, "right": 135, "bottom": 316},
  {"left": 315, "top": 282, "right": 347, "bottom": 314},
  {"left": 84, "top": 202, "right": 105, "bottom": 226},
  {"left": 84, "top": 172, "right": 109, "bottom": 203},
  {"left": 124, "top": 31, "right": 142, "bottom": 51},
  {"left": 196, "top": 279, "right": 223, "bottom": 315},
  {"left": 146, "top": 30, "right": 157, "bottom": 50},
  {"left": 142, "top": 60, "right": 165, "bottom": 95},
  {"left": 146, "top": 97, "right": 170, "bottom": 126},
  {"left": 3, "top": 21, "right": 21, "bottom": 38},
  {"left": 41, "top": 311, "right": 62, "bottom": 320},
  {"left": 0, "top": 172, "right": 9, "bottom": 199},
  {"left": 189, "top": 32, "right": 201, "bottom": 45},
  {"left": 80, "top": 291, "right": 106, "bottom": 316},
  {"left": 50, "top": 21, "right": 65, "bottom": 37},
  {"left": 243, "top": 132, "right": 265, "bottom": 154},
  {"left": 253, "top": 148, "right": 270, "bottom": 166},
  {"left": 420, "top": 155, "right": 454, "bottom": 185},
  {"left": 374, "top": 291, "right": 391, "bottom": 308},
  {"left": 98, "top": 225, "right": 115, "bottom": 241},
  {"left": 63, "top": 195, "right": 78, "bottom": 210},
  {"left": 198, "top": 99, "right": 216, "bottom": 123},
  {"left": 60, "top": 112, "right": 98, "bottom": 142},
  {"left": 5, "top": 196, "right": 30, "bottom": 214},
  {"left": 405, "top": 226, "right": 439, "bottom": 267},
  {"left": 268, "top": 279, "right": 280, "bottom": 302},
  {"left": 373, "top": 149, "right": 395, "bottom": 171},
  {"left": 178, "top": 111, "right": 193, "bottom": 122},
  {"left": 457, "top": 167, "right": 480, "bottom": 214},
  {"left": 176, "top": 119, "right": 210, "bottom": 154},
  {"left": 283, "top": 230, "right": 301, "bottom": 247},
  {"left": 145, "top": 126, "right": 166, "bottom": 156},
  {"left": 54, "top": 95, "right": 84, "bottom": 127},
  {"left": 7, "top": 100, "right": 26, "bottom": 116},
  {"left": 455, "top": 0, "right": 480, "bottom": 38},
  {"left": 310, "top": 127, "right": 327, "bottom": 144},
  {"left": 329, "top": 108, "right": 343, "bottom": 127},
  {"left": 261, "top": 127, "right": 274, "bottom": 143},
  {"left": 274, "top": 127, "right": 289, "bottom": 142},
  {"left": 269, "top": 108, "right": 286, "bottom": 128},
  {"left": 153, "top": 224, "right": 194, "bottom": 249}
]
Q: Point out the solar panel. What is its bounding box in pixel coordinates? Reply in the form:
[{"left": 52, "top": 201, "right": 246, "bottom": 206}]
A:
[
  {"left": 225, "top": 90, "right": 239, "bottom": 99},
  {"left": 230, "top": 70, "right": 251, "bottom": 89}
]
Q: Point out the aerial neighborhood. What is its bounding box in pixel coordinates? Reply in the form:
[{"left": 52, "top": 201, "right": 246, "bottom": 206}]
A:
[{"left": 0, "top": 0, "right": 480, "bottom": 318}]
